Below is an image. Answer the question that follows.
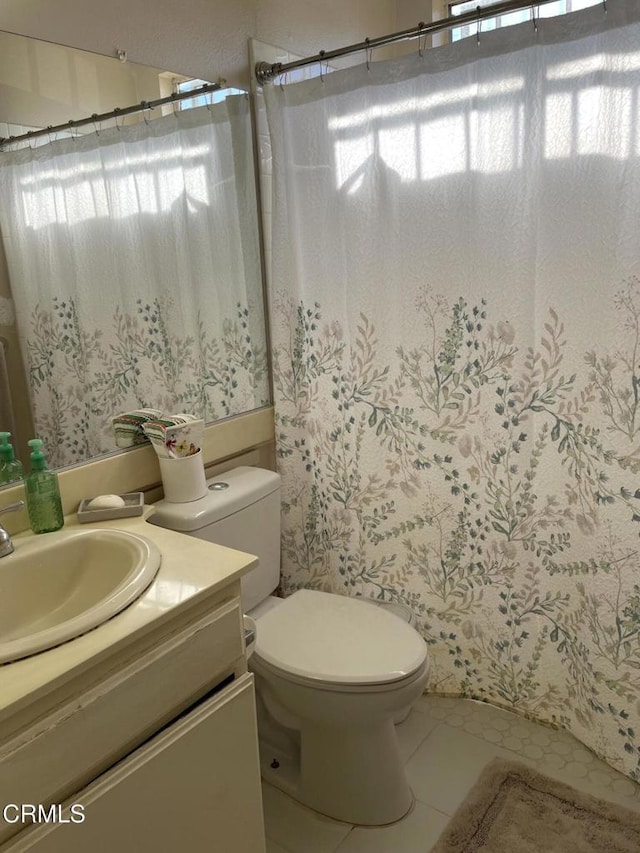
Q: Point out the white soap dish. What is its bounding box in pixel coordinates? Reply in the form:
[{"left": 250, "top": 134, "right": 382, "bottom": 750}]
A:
[{"left": 77, "top": 492, "right": 144, "bottom": 523}]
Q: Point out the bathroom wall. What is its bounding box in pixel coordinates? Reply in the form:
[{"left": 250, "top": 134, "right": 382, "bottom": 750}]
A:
[
  {"left": 0, "top": 29, "right": 166, "bottom": 130},
  {"left": 0, "top": 0, "right": 417, "bottom": 91}
]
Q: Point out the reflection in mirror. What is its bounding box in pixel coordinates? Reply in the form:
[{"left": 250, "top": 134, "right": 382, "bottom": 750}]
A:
[{"left": 0, "top": 31, "right": 270, "bottom": 471}]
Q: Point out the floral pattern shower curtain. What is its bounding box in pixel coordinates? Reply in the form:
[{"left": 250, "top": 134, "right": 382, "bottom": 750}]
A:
[
  {"left": 0, "top": 97, "right": 268, "bottom": 467},
  {"left": 264, "top": 1, "right": 640, "bottom": 780}
]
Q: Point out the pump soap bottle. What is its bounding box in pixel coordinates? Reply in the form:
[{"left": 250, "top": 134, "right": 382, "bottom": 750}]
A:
[
  {"left": 25, "top": 438, "right": 64, "bottom": 533},
  {"left": 0, "top": 432, "right": 24, "bottom": 485}
]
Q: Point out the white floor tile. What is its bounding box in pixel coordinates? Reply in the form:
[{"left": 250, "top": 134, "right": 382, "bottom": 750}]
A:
[
  {"left": 395, "top": 707, "right": 439, "bottom": 762},
  {"left": 334, "top": 799, "right": 450, "bottom": 853},
  {"left": 405, "top": 722, "right": 512, "bottom": 814},
  {"left": 514, "top": 739, "right": 640, "bottom": 814},
  {"left": 262, "top": 783, "right": 352, "bottom": 853}
]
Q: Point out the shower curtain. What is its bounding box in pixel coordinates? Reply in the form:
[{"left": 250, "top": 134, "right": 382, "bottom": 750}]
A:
[
  {"left": 264, "top": 1, "right": 640, "bottom": 780},
  {"left": 0, "top": 96, "right": 268, "bottom": 467}
]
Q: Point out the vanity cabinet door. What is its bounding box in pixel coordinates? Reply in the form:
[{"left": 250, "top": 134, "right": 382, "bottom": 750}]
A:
[{"left": 5, "top": 673, "right": 266, "bottom": 853}]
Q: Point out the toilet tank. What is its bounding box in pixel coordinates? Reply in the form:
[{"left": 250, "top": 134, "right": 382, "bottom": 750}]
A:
[{"left": 147, "top": 466, "right": 281, "bottom": 612}]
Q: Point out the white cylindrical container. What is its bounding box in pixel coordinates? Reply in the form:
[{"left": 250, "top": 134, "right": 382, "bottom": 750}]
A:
[{"left": 158, "top": 450, "right": 207, "bottom": 503}]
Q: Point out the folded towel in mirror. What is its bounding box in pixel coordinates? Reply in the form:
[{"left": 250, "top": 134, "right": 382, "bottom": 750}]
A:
[{"left": 112, "top": 408, "right": 163, "bottom": 448}]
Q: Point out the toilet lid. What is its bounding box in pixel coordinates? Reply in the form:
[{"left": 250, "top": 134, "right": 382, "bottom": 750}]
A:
[{"left": 254, "top": 589, "right": 428, "bottom": 685}]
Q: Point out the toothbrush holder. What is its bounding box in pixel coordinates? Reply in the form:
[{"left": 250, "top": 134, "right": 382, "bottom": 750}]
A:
[{"left": 158, "top": 450, "right": 207, "bottom": 503}]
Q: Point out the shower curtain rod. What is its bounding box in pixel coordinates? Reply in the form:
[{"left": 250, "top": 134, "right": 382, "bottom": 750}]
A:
[
  {"left": 255, "top": 0, "right": 576, "bottom": 84},
  {"left": 0, "top": 80, "right": 226, "bottom": 150}
]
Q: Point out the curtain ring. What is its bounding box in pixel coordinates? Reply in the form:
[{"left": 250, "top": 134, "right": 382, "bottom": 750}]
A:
[
  {"left": 476, "top": 6, "right": 482, "bottom": 46},
  {"left": 365, "top": 37, "right": 371, "bottom": 71},
  {"left": 46, "top": 126, "right": 54, "bottom": 145},
  {"left": 113, "top": 107, "right": 123, "bottom": 130},
  {"left": 91, "top": 114, "right": 100, "bottom": 136},
  {"left": 531, "top": 4, "right": 538, "bottom": 32},
  {"left": 170, "top": 93, "right": 180, "bottom": 117},
  {"left": 27, "top": 131, "right": 35, "bottom": 151},
  {"left": 67, "top": 119, "right": 77, "bottom": 140},
  {"left": 279, "top": 70, "right": 288, "bottom": 92},
  {"left": 602, "top": 0, "right": 607, "bottom": 11},
  {"left": 417, "top": 22, "right": 425, "bottom": 58},
  {"left": 319, "top": 49, "right": 326, "bottom": 82},
  {"left": 140, "top": 101, "right": 152, "bottom": 124}
]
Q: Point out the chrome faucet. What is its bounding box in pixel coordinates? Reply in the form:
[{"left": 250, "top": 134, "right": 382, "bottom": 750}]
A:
[{"left": 0, "top": 500, "right": 25, "bottom": 558}]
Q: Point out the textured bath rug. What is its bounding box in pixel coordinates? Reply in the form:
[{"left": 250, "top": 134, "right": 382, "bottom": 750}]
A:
[{"left": 430, "top": 758, "right": 640, "bottom": 852}]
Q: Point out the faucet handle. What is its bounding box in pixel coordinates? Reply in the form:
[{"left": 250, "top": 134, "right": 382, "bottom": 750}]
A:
[
  {"left": 0, "top": 500, "right": 24, "bottom": 558},
  {"left": 0, "top": 500, "right": 24, "bottom": 517}
]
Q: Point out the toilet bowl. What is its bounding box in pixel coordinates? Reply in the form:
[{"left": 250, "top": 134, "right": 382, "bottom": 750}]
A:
[{"left": 148, "top": 466, "right": 429, "bottom": 825}]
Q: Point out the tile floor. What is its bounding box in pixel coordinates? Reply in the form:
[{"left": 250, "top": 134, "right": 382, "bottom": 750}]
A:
[{"left": 261, "top": 695, "right": 640, "bottom": 852}]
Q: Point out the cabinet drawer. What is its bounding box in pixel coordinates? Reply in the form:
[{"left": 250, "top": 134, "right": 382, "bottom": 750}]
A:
[
  {"left": 3, "top": 673, "right": 265, "bottom": 853},
  {"left": 0, "top": 598, "right": 243, "bottom": 846}
]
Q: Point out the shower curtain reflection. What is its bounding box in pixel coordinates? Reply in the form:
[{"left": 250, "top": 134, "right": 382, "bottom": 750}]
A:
[{"left": 0, "top": 96, "right": 269, "bottom": 468}]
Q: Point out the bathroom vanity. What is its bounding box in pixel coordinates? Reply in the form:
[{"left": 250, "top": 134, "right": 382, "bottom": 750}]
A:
[{"left": 0, "top": 513, "right": 266, "bottom": 852}]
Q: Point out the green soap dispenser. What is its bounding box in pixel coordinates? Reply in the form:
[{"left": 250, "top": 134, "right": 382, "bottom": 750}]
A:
[
  {"left": 0, "top": 432, "right": 24, "bottom": 485},
  {"left": 25, "top": 438, "right": 64, "bottom": 534}
]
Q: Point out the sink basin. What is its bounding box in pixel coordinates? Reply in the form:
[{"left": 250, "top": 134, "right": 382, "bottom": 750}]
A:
[{"left": 0, "top": 528, "right": 161, "bottom": 664}]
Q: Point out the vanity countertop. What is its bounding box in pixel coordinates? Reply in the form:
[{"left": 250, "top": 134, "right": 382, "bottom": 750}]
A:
[{"left": 0, "top": 508, "right": 257, "bottom": 736}]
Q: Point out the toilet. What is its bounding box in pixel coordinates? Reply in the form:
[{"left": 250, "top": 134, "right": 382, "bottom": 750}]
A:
[{"left": 148, "top": 466, "right": 430, "bottom": 825}]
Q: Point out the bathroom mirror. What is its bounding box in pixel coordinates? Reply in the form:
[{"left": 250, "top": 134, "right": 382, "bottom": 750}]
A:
[{"left": 0, "top": 30, "right": 270, "bottom": 471}]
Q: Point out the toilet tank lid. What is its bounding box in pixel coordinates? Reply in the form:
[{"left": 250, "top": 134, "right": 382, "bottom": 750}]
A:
[{"left": 147, "top": 466, "right": 281, "bottom": 532}]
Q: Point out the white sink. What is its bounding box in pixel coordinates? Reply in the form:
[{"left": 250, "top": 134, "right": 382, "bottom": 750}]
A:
[{"left": 0, "top": 528, "right": 161, "bottom": 664}]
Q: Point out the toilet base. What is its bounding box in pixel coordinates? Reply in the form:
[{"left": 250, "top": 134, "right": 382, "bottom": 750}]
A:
[
  {"left": 259, "top": 736, "right": 300, "bottom": 800},
  {"left": 256, "top": 690, "right": 300, "bottom": 800},
  {"left": 254, "top": 671, "right": 423, "bottom": 826},
  {"left": 259, "top": 722, "right": 414, "bottom": 826},
  {"left": 302, "top": 719, "right": 414, "bottom": 825}
]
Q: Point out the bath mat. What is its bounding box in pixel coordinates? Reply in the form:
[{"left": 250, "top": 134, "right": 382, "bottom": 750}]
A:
[{"left": 430, "top": 758, "right": 640, "bottom": 852}]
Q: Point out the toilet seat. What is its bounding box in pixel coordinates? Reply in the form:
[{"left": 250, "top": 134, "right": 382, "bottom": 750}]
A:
[
  {"left": 251, "top": 652, "right": 429, "bottom": 694},
  {"left": 253, "top": 589, "right": 428, "bottom": 688}
]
